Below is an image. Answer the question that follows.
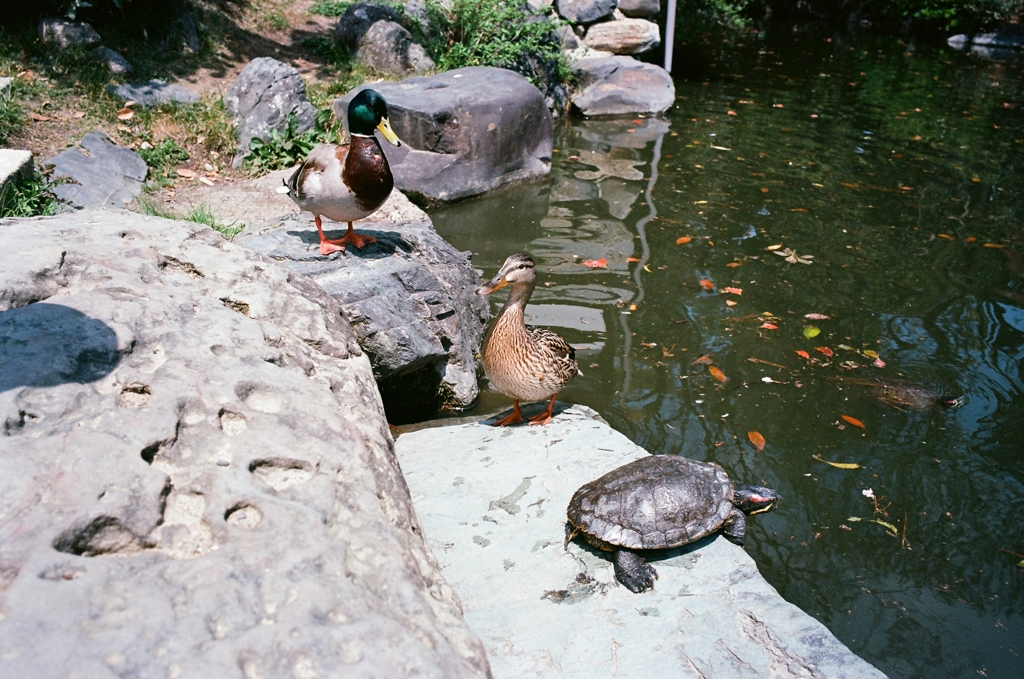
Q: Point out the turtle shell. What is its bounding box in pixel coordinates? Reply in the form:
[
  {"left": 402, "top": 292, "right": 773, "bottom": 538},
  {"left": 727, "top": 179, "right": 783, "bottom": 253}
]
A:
[{"left": 567, "top": 456, "right": 734, "bottom": 551}]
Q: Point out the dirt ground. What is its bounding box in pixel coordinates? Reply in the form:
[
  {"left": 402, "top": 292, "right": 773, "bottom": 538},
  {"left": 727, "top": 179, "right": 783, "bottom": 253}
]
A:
[{"left": 5, "top": 0, "right": 360, "bottom": 226}]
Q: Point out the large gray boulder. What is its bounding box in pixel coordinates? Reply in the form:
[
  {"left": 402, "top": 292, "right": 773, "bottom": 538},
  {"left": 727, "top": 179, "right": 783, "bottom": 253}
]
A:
[
  {"left": 357, "top": 20, "right": 435, "bottom": 76},
  {"left": 583, "top": 18, "right": 660, "bottom": 54},
  {"left": 571, "top": 56, "right": 675, "bottom": 116},
  {"left": 90, "top": 46, "right": 134, "bottom": 76},
  {"left": 616, "top": 0, "right": 660, "bottom": 18},
  {"left": 44, "top": 131, "right": 148, "bottom": 209},
  {"left": 556, "top": 0, "right": 618, "bottom": 24},
  {"left": 395, "top": 405, "right": 888, "bottom": 679},
  {"left": 235, "top": 191, "right": 488, "bottom": 416},
  {"left": 335, "top": 2, "right": 405, "bottom": 51},
  {"left": 224, "top": 58, "right": 318, "bottom": 167},
  {"left": 337, "top": 68, "right": 553, "bottom": 202},
  {"left": 37, "top": 18, "right": 101, "bottom": 50},
  {"left": 0, "top": 209, "right": 491, "bottom": 679}
]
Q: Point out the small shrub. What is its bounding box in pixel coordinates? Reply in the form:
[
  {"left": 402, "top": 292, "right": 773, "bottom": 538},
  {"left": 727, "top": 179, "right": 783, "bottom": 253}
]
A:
[
  {"left": 0, "top": 93, "right": 23, "bottom": 147},
  {"left": 139, "top": 139, "right": 190, "bottom": 186},
  {"left": 309, "top": 1, "right": 355, "bottom": 16},
  {"left": 0, "top": 165, "right": 70, "bottom": 218},
  {"left": 244, "top": 108, "right": 340, "bottom": 176}
]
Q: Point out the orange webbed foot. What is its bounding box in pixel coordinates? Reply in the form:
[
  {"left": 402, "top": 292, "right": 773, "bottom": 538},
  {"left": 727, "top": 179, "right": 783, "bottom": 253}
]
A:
[{"left": 491, "top": 401, "right": 524, "bottom": 427}]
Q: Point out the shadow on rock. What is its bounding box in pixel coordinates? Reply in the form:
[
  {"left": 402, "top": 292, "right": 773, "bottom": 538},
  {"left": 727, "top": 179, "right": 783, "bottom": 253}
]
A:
[
  {"left": 0, "top": 303, "right": 121, "bottom": 393},
  {"left": 285, "top": 227, "right": 413, "bottom": 259}
]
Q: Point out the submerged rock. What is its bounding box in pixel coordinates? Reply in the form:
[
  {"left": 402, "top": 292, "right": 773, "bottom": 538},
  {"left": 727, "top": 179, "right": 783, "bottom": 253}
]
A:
[
  {"left": 395, "top": 404, "right": 888, "bottom": 679},
  {"left": 0, "top": 209, "right": 491, "bottom": 679},
  {"left": 44, "top": 131, "right": 147, "bottom": 209},
  {"left": 337, "top": 67, "right": 553, "bottom": 202},
  {"left": 235, "top": 191, "right": 488, "bottom": 415}
]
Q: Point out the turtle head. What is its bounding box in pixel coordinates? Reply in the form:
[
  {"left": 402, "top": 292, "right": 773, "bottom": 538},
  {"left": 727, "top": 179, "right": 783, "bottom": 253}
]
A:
[
  {"left": 476, "top": 253, "right": 536, "bottom": 295},
  {"left": 939, "top": 394, "right": 964, "bottom": 407},
  {"left": 734, "top": 485, "right": 782, "bottom": 515},
  {"left": 348, "top": 89, "right": 402, "bottom": 147}
]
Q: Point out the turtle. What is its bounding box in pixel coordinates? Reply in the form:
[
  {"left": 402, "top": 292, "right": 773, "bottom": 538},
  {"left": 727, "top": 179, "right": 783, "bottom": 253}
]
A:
[
  {"left": 837, "top": 377, "right": 964, "bottom": 410},
  {"left": 566, "top": 455, "right": 781, "bottom": 593}
]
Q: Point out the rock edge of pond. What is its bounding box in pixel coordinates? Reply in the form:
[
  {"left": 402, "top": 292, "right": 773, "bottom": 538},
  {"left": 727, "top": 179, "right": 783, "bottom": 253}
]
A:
[{"left": 395, "top": 403, "right": 889, "bottom": 679}]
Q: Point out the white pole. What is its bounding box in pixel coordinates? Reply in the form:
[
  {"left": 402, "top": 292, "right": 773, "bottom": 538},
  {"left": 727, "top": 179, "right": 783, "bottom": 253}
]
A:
[{"left": 663, "top": 0, "right": 676, "bottom": 73}]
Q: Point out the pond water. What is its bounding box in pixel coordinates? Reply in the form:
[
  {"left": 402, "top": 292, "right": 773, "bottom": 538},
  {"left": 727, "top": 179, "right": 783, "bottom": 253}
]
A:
[{"left": 427, "top": 28, "right": 1024, "bottom": 679}]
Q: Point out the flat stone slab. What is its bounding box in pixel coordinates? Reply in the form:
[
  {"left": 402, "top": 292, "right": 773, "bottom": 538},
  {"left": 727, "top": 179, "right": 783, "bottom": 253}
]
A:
[
  {"left": 0, "top": 150, "right": 33, "bottom": 192},
  {"left": 105, "top": 79, "right": 200, "bottom": 107},
  {"left": 395, "top": 405, "right": 888, "bottom": 679},
  {"left": 44, "top": 131, "right": 147, "bottom": 209}
]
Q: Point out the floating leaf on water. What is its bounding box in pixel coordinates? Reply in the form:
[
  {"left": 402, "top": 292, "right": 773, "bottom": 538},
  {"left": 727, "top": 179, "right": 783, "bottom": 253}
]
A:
[
  {"left": 938, "top": 233, "right": 954, "bottom": 240},
  {"left": 792, "top": 207, "right": 809, "bottom": 213},
  {"left": 721, "top": 287, "right": 743, "bottom": 295},
  {"left": 582, "top": 259, "right": 607, "bottom": 268},
  {"left": 848, "top": 516, "right": 864, "bottom": 522},
  {"left": 748, "top": 431, "right": 766, "bottom": 451},
  {"left": 874, "top": 519, "right": 899, "bottom": 535},
  {"left": 966, "top": 236, "right": 977, "bottom": 243},
  {"left": 726, "top": 300, "right": 737, "bottom": 307},
  {"left": 841, "top": 415, "right": 866, "bottom": 429},
  {"left": 863, "top": 349, "right": 880, "bottom": 358},
  {"left": 803, "top": 326, "right": 821, "bottom": 339},
  {"left": 699, "top": 279, "right": 715, "bottom": 291},
  {"left": 815, "top": 346, "right": 834, "bottom": 358},
  {"left": 837, "top": 344, "right": 855, "bottom": 351},
  {"left": 760, "top": 322, "right": 778, "bottom": 330},
  {"left": 983, "top": 243, "right": 1004, "bottom": 248},
  {"left": 643, "top": 265, "right": 652, "bottom": 272},
  {"left": 766, "top": 244, "right": 783, "bottom": 251},
  {"left": 709, "top": 365, "right": 728, "bottom": 383},
  {"left": 676, "top": 236, "right": 692, "bottom": 244},
  {"left": 693, "top": 355, "right": 713, "bottom": 365},
  {"left": 873, "top": 357, "right": 886, "bottom": 368},
  {"left": 795, "top": 350, "right": 810, "bottom": 359},
  {"left": 813, "top": 454, "right": 860, "bottom": 469},
  {"left": 726, "top": 261, "right": 743, "bottom": 268},
  {"left": 804, "top": 313, "right": 830, "bottom": 320},
  {"left": 626, "top": 256, "right": 640, "bottom": 263}
]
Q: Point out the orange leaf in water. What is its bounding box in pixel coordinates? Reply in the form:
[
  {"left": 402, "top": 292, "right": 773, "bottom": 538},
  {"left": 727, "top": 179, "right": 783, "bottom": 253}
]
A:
[
  {"left": 938, "top": 233, "right": 954, "bottom": 240},
  {"left": 709, "top": 366, "right": 728, "bottom": 383},
  {"left": 726, "top": 261, "right": 743, "bottom": 268},
  {"left": 965, "top": 236, "right": 977, "bottom": 243},
  {"left": 841, "top": 182, "right": 861, "bottom": 189},
  {"left": 760, "top": 322, "right": 778, "bottom": 330},
  {"left": 795, "top": 350, "right": 810, "bottom": 359},
  {"left": 815, "top": 346, "right": 833, "bottom": 358},
  {"left": 727, "top": 110, "right": 737, "bottom": 116},
  {"left": 872, "top": 357, "right": 886, "bottom": 368},
  {"left": 791, "top": 207, "right": 809, "bottom": 213},
  {"left": 721, "top": 287, "right": 743, "bottom": 295},
  {"left": 676, "top": 236, "right": 692, "bottom": 244},
  {"left": 626, "top": 256, "right": 640, "bottom": 263},
  {"left": 693, "top": 355, "right": 713, "bottom": 365},
  {"left": 841, "top": 415, "right": 866, "bottom": 429},
  {"left": 983, "top": 243, "right": 1004, "bottom": 249},
  {"left": 582, "top": 259, "right": 607, "bottom": 268},
  {"left": 748, "top": 431, "right": 766, "bottom": 451},
  {"left": 699, "top": 279, "right": 715, "bottom": 291}
]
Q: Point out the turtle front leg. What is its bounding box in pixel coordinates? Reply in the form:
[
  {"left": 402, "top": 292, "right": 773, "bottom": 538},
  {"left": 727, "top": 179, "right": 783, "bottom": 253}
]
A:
[
  {"left": 722, "top": 508, "right": 747, "bottom": 546},
  {"left": 613, "top": 549, "right": 658, "bottom": 593}
]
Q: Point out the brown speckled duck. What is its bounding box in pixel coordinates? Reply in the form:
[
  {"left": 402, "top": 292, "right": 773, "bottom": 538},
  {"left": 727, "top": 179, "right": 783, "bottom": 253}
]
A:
[
  {"left": 476, "top": 254, "right": 581, "bottom": 426},
  {"left": 282, "top": 89, "right": 401, "bottom": 256}
]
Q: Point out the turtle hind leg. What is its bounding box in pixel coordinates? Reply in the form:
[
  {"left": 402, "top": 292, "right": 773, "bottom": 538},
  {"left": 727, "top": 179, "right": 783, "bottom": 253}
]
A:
[
  {"left": 723, "top": 508, "right": 747, "bottom": 546},
  {"left": 613, "top": 549, "right": 658, "bottom": 593}
]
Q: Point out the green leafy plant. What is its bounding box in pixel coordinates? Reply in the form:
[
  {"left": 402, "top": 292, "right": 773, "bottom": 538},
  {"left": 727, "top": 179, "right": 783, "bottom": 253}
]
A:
[
  {"left": 422, "top": 0, "right": 567, "bottom": 85},
  {"left": 0, "top": 165, "right": 70, "bottom": 218},
  {"left": 309, "top": 0, "right": 355, "bottom": 17},
  {"left": 139, "top": 138, "right": 190, "bottom": 186},
  {"left": 244, "top": 108, "right": 340, "bottom": 175}
]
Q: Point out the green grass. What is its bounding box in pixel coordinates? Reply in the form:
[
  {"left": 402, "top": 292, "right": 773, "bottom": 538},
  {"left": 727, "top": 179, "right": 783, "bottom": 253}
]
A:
[
  {"left": 138, "top": 198, "right": 243, "bottom": 239},
  {"left": 139, "top": 138, "right": 190, "bottom": 187},
  {"left": 309, "top": 1, "right": 355, "bottom": 17},
  {"left": 0, "top": 166, "right": 69, "bottom": 218}
]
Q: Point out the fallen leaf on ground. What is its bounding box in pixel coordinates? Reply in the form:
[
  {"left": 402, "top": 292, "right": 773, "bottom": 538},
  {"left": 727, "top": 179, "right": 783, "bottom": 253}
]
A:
[
  {"left": 748, "top": 431, "right": 766, "bottom": 451},
  {"left": 813, "top": 454, "right": 860, "bottom": 469},
  {"left": 71, "top": 111, "right": 85, "bottom": 119},
  {"left": 803, "top": 326, "right": 821, "bottom": 339},
  {"left": 117, "top": 108, "right": 134, "bottom": 121},
  {"left": 699, "top": 278, "right": 715, "bottom": 291},
  {"left": 176, "top": 168, "right": 196, "bottom": 179},
  {"left": 709, "top": 366, "right": 728, "bottom": 383},
  {"left": 721, "top": 287, "right": 743, "bottom": 295},
  {"left": 199, "top": 176, "right": 215, "bottom": 186},
  {"left": 29, "top": 112, "right": 50, "bottom": 121},
  {"left": 841, "top": 415, "right": 866, "bottom": 429},
  {"left": 676, "top": 236, "right": 692, "bottom": 244},
  {"left": 815, "top": 346, "right": 833, "bottom": 358},
  {"left": 795, "top": 350, "right": 810, "bottom": 359},
  {"left": 582, "top": 259, "right": 607, "bottom": 268}
]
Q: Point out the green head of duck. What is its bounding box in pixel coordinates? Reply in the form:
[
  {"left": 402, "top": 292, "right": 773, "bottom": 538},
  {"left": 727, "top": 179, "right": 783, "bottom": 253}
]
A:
[{"left": 349, "top": 89, "right": 402, "bottom": 147}]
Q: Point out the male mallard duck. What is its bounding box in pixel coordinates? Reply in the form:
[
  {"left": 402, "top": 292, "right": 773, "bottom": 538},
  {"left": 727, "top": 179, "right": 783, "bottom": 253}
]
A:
[
  {"left": 281, "top": 89, "right": 402, "bottom": 256},
  {"left": 476, "top": 254, "right": 581, "bottom": 426}
]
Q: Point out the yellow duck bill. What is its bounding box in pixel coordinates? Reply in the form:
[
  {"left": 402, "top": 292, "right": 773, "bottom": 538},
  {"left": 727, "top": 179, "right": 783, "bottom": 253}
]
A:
[{"left": 377, "top": 117, "right": 402, "bottom": 147}]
